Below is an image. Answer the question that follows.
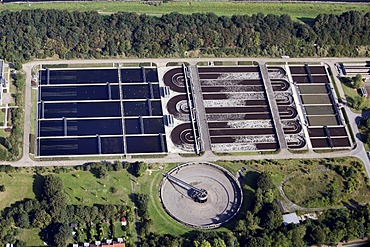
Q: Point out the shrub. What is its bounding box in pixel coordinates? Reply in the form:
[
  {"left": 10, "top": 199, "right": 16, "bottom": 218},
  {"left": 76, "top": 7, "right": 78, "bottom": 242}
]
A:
[{"left": 110, "top": 186, "right": 118, "bottom": 194}]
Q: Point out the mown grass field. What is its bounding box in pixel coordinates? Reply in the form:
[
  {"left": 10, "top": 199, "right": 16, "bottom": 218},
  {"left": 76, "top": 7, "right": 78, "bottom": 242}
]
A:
[
  {"left": 341, "top": 81, "right": 365, "bottom": 110},
  {"left": 0, "top": 169, "right": 134, "bottom": 210},
  {"left": 0, "top": 2, "right": 369, "bottom": 20},
  {"left": 0, "top": 109, "right": 5, "bottom": 126},
  {"left": 30, "top": 88, "right": 37, "bottom": 136},
  {"left": 17, "top": 228, "right": 44, "bottom": 246},
  {"left": 56, "top": 170, "right": 132, "bottom": 206},
  {"left": 0, "top": 172, "right": 36, "bottom": 210}
]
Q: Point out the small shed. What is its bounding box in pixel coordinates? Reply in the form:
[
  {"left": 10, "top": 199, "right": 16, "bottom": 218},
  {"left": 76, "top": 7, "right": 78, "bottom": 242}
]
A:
[{"left": 283, "top": 213, "right": 300, "bottom": 226}]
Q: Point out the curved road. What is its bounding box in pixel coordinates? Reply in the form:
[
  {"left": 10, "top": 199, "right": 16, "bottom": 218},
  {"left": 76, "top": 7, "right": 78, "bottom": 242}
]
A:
[{"left": 2, "top": 57, "right": 366, "bottom": 179}]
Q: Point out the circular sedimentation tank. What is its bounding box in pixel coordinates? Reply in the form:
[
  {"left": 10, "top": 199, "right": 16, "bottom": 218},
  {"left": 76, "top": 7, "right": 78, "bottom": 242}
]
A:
[{"left": 159, "top": 162, "right": 243, "bottom": 229}]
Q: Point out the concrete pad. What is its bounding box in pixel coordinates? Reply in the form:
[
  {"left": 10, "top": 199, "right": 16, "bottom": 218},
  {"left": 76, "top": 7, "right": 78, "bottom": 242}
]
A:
[{"left": 159, "top": 162, "right": 242, "bottom": 229}]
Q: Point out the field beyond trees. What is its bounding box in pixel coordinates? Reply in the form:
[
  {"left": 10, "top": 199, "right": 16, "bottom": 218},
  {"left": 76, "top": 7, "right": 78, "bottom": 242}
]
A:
[{"left": 0, "top": 2, "right": 369, "bottom": 20}]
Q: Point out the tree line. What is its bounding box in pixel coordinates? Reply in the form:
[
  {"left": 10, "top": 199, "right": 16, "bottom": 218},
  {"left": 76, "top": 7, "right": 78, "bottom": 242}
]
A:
[
  {"left": 0, "top": 70, "right": 25, "bottom": 161},
  {"left": 0, "top": 10, "right": 369, "bottom": 63}
]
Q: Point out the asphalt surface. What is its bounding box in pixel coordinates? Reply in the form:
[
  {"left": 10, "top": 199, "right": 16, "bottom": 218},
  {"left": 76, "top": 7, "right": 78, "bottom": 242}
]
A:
[{"left": 5, "top": 57, "right": 368, "bottom": 179}]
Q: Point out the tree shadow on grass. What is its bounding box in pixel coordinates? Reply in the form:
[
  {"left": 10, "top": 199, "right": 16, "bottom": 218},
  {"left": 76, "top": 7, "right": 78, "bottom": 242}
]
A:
[
  {"left": 297, "top": 17, "right": 315, "bottom": 26},
  {"left": 346, "top": 96, "right": 355, "bottom": 108},
  {"left": 32, "top": 173, "right": 45, "bottom": 201},
  {"left": 243, "top": 171, "right": 260, "bottom": 190},
  {"left": 340, "top": 77, "right": 353, "bottom": 87},
  {"left": 0, "top": 137, "right": 6, "bottom": 147},
  {"left": 214, "top": 171, "right": 259, "bottom": 231}
]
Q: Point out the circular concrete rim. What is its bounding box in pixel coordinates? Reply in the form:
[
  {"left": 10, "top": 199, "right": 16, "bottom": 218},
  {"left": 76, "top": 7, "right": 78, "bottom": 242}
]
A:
[{"left": 159, "top": 162, "right": 243, "bottom": 229}]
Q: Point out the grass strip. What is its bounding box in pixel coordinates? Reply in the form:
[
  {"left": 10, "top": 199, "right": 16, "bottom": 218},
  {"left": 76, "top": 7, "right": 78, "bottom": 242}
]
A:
[{"left": 1, "top": 2, "right": 369, "bottom": 20}]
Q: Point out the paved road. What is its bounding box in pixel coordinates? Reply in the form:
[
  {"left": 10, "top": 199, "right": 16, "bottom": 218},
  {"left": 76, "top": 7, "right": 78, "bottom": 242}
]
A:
[{"left": 0, "top": 57, "right": 364, "bottom": 179}]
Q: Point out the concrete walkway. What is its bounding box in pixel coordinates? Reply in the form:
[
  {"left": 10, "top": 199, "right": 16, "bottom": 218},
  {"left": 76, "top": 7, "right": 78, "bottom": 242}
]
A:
[{"left": 259, "top": 62, "right": 287, "bottom": 149}]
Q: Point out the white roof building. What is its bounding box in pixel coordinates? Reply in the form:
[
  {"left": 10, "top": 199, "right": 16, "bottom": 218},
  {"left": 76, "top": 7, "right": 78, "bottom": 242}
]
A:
[{"left": 283, "top": 213, "right": 300, "bottom": 226}]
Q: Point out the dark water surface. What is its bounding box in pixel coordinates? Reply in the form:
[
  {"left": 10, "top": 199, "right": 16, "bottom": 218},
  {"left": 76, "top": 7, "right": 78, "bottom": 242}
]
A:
[{"left": 37, "top": 67, "right": 167, "bottom": 156}]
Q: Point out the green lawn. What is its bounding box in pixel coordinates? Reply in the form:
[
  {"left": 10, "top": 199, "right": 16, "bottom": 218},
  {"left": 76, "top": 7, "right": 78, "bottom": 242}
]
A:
[
  {"left": 29, "top": 88, "right": 38, "bottom": 154},
  {"left": 283, "top": 171, "right": 345, "bottom": 207},
  {"left": 30, "top": 88, "right": 37, "bottom": 136},
  {"left": 3, "top": 158, "right": 367, "bottom": 240},
  {"left": 216, "top": 160, "right": 247, "bottom": 173},
  {"left": 219, "top": 159, "right": 323, "bottom": 184},
  {"left": 0, "top": 108, "right": 5, "bottom": 126},
  {"left": 57, "top": 170, "right": 132, "bottom": 206},
  {"left": 17, "top": 228, "right": 44, "bottom": 246},
  {"left": 0, "top": 2, "right": 369, "bottom": 20},
  {"left": 41, "top": 63, "right": 115, "bottom": 69},
  {"left": 341, "top": 80, "right": 370, "bottom": 112},
  {"left": 0, "top": 172, "right": 36, "bottom": 210},
  {"left": 0, "top": 168, "right": 135, "bottom": 244},
  {"left": 342, "top": 82, "right": 359, "bottom": 102},
  {"left": 113, "top": 222, "right": 127, "bottom": 238},
  {"left": 283, "top": 167, "right": 370, "bottom": 208}
]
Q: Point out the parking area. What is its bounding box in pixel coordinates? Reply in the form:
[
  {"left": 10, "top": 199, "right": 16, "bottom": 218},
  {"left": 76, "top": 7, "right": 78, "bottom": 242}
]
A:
[
  {"left": 36, "top": 67, "right": 167, "bottom": 157},
  {"left": 290, "top": 65, "right": 351, "bottom": 149}
]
